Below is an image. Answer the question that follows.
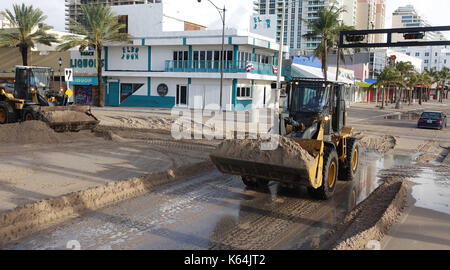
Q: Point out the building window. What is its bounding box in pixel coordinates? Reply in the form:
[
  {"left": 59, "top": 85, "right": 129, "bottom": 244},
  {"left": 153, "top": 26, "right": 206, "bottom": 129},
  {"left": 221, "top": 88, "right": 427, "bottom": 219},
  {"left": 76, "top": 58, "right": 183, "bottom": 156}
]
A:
[
  {"left": 237, "top": 87, "right": 251, "bottom": 99},
  {"left": 424, "top": 60, "right": 429, "bottom": 64},
  {"left": 425, "top": 52, "right": 430, "bottom": 57},
  {"left": 176, "top": 85, "right": 188, "bottom": 106},
  {"left": 415, "top": 52, "right": 420, "bottom": 57},
  {"left": 120, "top": 83, "right": 144, "bottom": 103}
]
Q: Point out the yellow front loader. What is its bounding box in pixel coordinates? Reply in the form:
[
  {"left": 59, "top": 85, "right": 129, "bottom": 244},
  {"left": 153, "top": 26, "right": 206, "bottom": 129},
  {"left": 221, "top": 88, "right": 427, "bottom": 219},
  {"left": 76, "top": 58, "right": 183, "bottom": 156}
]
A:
[
  {"left": 0, "top": 66, "right": 98, "bottom": 132},
  {"left": 210, "top": 79, "right": 359, "bottom": 200}
]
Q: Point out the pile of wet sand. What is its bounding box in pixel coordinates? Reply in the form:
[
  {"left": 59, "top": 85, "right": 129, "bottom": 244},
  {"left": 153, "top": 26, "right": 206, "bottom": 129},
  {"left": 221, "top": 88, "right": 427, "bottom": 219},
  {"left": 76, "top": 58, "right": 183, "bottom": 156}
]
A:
[
  {"left": 353, "top": 132, "right": 397, "bottom": 154},
  {"left": 41, "top": 111, "right": 94, "bottom": 123},
  {"left": 322, "top": 166, "right": 419, "bottom": 250},
  {"left": 0, "top": 121, "right": 60, "bottom": 144},
  {"left": 211, "top": 137, "right": 315, "bottom": 170}
]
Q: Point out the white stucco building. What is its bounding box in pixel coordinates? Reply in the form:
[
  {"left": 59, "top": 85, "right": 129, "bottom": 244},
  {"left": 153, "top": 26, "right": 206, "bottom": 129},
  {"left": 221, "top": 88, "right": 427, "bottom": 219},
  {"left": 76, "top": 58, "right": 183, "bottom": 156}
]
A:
[
  {"left": 393, "top": 46, "right": 450, "bottom": 72},
  {"left": 70, "top": 3, "right": 287, "bottom": 111}
]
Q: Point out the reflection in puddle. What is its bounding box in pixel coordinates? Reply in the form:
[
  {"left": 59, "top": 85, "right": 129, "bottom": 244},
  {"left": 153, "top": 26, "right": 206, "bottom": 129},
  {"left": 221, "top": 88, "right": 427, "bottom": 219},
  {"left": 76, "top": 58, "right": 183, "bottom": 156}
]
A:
[
  {"left": 348, "top": 152, "right": 414, "bottom": 207},
  {"left": 410, "top": 167, "right": 450, "bottom": 215},
  {"left": 384, "top": 111, "right": 422, "bottom": 120}
]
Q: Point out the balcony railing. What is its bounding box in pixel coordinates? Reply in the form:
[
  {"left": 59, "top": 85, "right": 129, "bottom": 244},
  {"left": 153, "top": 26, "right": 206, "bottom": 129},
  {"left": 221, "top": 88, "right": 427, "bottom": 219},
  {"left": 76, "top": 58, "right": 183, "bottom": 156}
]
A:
[{"left": 164, "top": 60, "right": 276, "bottom": 76}]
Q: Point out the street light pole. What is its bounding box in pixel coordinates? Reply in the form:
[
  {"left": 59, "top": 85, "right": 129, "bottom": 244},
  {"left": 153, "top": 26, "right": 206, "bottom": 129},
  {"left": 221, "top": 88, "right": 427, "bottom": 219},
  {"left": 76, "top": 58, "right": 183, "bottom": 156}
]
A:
[
  {"left": 58, "top": 57, "right": 62, "bottom": 91},
  {"left": 275, "top": 0, "right": 286, "bottom": 111},
  {"left": 198, "top": 0, "right": 225, "bottom": 110}
]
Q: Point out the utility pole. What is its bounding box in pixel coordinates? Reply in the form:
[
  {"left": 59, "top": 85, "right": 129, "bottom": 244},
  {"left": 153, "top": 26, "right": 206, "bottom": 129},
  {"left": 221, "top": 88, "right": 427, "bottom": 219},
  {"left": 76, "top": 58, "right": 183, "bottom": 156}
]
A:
[
  {"left": 58, "top": 57, "right": 62, "bottom": 91},
  {"left": 275, "top": 0, "right": 286, "bottom": 112},
  {"left": 271, "top": 0, "right": 286, "bottom": 135},
  {"left": 198, "top": 0, "right": 225, "bottom": 110}
]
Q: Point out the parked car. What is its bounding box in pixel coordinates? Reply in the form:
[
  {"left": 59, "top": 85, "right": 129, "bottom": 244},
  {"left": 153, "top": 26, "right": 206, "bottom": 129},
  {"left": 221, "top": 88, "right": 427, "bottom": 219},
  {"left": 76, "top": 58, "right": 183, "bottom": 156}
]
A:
[{"left": 417, "top": 111, "right": 447, "bottom": 130}]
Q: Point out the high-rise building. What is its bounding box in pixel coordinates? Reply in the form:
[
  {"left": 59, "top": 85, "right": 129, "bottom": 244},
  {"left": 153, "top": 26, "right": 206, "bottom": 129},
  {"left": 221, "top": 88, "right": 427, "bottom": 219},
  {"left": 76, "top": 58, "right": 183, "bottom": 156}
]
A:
[
  {"left": 374, "top": 0, "right": 385, "bottom": 43},
  {"left": 254, "top": 0, "right": 355, "bottom": 56},
  {"left": 342, "top": 0, "right": 357, "bottom": 27},
  {"left": 391, "top": 5, "right": 445, "bottom": 42},
  {"left": 65, "top": 0, "right": 162, "bottom": 32},
  {"left": 355, "top": 0, "right": 385, "bottom": 43}
]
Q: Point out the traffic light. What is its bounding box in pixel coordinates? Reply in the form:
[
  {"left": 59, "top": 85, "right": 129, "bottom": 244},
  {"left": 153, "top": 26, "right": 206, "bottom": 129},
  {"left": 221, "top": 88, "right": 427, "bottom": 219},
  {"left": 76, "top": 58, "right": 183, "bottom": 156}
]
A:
[
  {"left": 387, "top": 55, "right": 397, "bottom": 66},
  {"left": 345, "top": 34, "right": 366, "bottom": 42},
  {"left": 403, "top": 32, "right": 425, "bottom": 40}
]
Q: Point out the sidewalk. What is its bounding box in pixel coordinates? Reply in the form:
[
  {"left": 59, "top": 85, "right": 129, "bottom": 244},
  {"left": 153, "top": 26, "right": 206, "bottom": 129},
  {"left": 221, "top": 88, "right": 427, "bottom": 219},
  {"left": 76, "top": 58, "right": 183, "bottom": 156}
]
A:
[
  {"left": 350, "top": 99, "right": 449, "bottom": 114},
  {"left": 381, "top": 150, "right": 450, "bottom": 250}
]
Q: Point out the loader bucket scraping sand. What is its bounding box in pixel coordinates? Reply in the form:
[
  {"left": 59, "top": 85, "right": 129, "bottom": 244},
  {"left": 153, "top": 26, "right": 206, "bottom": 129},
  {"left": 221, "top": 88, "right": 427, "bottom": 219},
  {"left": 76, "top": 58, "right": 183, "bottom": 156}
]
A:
[
  {"left": 39, "top": 106, "right": 100, "bottom": 133},
  {"left": 210, "top": 137, "right": 325, "bottom": 189}
]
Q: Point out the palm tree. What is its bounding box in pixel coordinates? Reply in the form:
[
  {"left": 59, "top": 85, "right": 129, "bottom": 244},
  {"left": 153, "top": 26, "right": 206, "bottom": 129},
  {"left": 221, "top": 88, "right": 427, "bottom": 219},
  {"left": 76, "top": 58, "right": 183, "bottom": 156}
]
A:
[
  {"left": 373, "top": 66, "right": 401, "bottom": 109},
  {"left": 303, "top": 2, "right": 347, "bottom": 81},
  {"left": 428, "top": 68, "right": 440, "bottom": 101},
  {"left": 395, "top": 61, "right": 416, "bottom": 106},
  {"left": 58, "top": 4, "right": 129, "bottom": 107},
  {"left": 0, "top": 4, "right": 58, "bottom": 66},
  {"left": 418, "top": 71, "right": 433, "bottom": 105},
  {"left": 438, "top": 67, "right": 449, "bottom": 102}
]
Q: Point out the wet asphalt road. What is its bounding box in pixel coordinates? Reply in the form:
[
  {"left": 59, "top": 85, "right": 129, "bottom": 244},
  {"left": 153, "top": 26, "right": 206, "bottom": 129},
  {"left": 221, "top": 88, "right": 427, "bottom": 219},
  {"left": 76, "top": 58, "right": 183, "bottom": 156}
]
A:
[{"left": 5, "top": 152, "right": 413, "bottom": 250}]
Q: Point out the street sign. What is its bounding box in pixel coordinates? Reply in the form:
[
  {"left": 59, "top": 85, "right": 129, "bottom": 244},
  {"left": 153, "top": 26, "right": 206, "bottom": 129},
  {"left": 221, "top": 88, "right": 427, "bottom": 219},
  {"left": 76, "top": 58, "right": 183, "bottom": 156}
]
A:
[
  {"left": 65, "top": 88, "right": 73, "bottom": 98},
  {"left": 65, "top": 68, "right": 73, "bottom": 82}
]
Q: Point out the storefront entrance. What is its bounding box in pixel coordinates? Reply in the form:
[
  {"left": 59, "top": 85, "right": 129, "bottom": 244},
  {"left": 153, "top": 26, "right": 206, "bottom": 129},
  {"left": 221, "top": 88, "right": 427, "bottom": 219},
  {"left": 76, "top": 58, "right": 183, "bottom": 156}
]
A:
[{"left": 74, "top": 85, "right": 93, "bottom": 105}]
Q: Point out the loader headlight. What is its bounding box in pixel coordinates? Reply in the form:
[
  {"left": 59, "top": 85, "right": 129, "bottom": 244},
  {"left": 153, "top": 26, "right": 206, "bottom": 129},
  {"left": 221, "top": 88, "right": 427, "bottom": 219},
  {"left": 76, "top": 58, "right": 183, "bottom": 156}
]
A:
[{"left": 325, "top": 116, "right": 330, "bottom": 121}]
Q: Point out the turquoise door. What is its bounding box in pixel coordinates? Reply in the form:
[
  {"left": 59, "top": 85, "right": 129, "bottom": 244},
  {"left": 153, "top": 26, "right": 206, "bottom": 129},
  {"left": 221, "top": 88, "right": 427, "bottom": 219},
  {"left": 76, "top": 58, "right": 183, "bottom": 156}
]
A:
[{"left": 107, "top": 82, "right": 120, "bottom": 106}]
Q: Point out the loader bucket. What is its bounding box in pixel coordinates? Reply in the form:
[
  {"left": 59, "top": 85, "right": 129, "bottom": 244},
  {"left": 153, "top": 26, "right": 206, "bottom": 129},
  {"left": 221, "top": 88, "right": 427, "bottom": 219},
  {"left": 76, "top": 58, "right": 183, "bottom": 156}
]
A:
[
  {"left": 210, "top": 138, "right": 324, "bottom": 188},
  {"left": 40, "top": 106, "right": 100, "bottom": 133}
]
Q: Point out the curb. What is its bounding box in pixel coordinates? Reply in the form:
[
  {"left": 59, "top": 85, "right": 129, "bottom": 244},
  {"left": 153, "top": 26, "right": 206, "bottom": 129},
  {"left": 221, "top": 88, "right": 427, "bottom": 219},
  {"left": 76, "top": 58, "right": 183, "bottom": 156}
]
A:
[{"left": 0, "top": 161, "right": 214, "bottom": 246}]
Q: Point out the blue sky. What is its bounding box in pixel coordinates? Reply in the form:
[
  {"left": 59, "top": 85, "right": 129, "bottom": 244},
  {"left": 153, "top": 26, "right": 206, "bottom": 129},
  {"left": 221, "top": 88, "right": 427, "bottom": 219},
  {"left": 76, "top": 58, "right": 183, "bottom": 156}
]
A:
[{"left": 0, "top": 0, "right": 449, "bottom": 39}]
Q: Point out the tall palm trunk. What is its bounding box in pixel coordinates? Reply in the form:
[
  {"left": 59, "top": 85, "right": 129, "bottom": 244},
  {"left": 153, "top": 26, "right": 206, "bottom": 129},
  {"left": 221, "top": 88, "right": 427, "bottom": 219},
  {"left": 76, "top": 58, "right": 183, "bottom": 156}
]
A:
[
  {"left": 20, "top": 45, "right": 29, "bottom": 66},
  {"left": 419, "top": 87, "right": 422, "bottom": 105},
  {"left": 323, "top": 38, "right": 328, "bottom": 81},
  {"left": 96, "top": 45, "right": 104, "bottom": 107}
]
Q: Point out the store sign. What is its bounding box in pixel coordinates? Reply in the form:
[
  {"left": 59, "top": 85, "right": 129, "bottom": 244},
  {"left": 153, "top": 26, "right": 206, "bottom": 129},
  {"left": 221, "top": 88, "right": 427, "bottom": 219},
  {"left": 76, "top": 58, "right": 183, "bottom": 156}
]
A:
[
  {"left": 121, "top": 46, "right": 140, "bottom": 61},
  {"left": 71, "top": 58, "right": 105, "bottom": 69},
  {"left": 249, "top": 15, "right": 277, "bottom": 40},
  {"left": 73, "top": 76, "right": 99, "bottom": 86},
  {"left": 70, "top": 50, "right": 105, "bottom": 74}
]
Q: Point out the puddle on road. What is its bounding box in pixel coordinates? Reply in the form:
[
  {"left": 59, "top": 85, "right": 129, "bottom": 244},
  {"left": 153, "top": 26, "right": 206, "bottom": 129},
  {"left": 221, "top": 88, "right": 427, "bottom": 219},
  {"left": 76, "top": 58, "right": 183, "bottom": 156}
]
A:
[
  {"left": 384, "top": 111, "right": 422, "bottom": 120},
  {"left": 410, "top": 166, "right": 450, "bottom": 215},
  {"left": 210, "top": 151, "right": 415, "bottom": 250},
  {"left": 352, "top": 153, "right": 413, "bottom": 206}
]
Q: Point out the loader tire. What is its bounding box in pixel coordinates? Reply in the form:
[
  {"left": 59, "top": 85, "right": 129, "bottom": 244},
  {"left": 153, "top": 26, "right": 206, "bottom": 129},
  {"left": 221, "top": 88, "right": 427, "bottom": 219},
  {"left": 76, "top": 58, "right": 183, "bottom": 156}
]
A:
[
  {"left": 0, "top": 101, "right": 16, "bottom": 124},
  {"left": 22, "top": 108, "right": 39, "bottom": 122},
  {"left": 338, "top": 137, "right": 359, "bottom": 181},
  {"left": 308, "top": 146, "right": 338, "bottom": 200},
  {"left": 242, "top": 177, "right": 269, "bottom": 189}
]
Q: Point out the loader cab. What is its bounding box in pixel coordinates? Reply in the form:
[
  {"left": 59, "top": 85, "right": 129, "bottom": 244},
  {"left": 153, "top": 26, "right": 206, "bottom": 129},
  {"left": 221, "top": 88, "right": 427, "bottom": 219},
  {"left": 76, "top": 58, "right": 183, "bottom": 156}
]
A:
[
  {"left": 14, "top": 66, "right": 53, "bottom": 104},
  {"left": 286, "top": 79, "right": 346, "bottom": 137}
]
